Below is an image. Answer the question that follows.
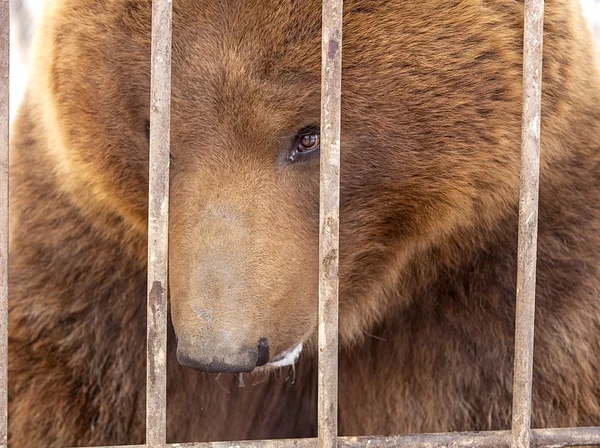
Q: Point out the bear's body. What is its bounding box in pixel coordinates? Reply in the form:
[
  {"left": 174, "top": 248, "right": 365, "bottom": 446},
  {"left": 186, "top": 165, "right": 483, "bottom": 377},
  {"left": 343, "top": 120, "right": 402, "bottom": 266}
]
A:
[{"left": 7, "top": 0, "right": 600, "bottom": 446}]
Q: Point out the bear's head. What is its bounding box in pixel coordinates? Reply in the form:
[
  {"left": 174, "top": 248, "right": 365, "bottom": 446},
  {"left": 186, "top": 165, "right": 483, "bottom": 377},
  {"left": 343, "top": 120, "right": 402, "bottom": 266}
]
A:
[{"left": 31, "top": 0, "right": 594, "bottom": 372}]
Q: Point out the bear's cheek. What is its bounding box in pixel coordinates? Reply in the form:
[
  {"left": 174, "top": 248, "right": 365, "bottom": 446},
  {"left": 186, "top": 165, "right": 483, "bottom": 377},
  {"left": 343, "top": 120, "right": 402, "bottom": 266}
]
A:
[{"left": 166, "top": 166, "right": 319, "bottom": 373}]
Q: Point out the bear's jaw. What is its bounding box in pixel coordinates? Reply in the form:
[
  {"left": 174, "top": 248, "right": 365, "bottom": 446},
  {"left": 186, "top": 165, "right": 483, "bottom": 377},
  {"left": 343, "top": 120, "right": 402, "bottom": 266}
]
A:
[{"left": 267, "top": 343, "right": 303, "bottom": 368}]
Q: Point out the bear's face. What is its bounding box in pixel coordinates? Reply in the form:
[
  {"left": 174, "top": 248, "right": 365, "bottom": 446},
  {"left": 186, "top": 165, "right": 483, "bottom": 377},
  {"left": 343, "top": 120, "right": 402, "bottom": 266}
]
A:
[{"left": 39, "top": 0, "right": 524, "bottom": 372}]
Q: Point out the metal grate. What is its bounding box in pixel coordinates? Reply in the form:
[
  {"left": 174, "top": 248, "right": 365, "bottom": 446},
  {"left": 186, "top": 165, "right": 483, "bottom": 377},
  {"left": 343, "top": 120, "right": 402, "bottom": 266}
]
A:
[
  {"left": 510, "top": 1, "right": 544, "bottom": 447},
  {"left": 1, "top": 1, "right": 10, "bottom": 448},
  {"left": 318, "top": 0, "right": 343, "bottom": 447},
  {"left": 1, "top": 0, "right": 600, "bottom": 447},
  {"left": 146, "top": 0, "right": 172, "bottom": 446}
]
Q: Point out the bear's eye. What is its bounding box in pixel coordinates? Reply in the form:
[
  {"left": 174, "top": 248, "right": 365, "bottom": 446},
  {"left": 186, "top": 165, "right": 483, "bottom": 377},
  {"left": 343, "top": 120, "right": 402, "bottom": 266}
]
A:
[
  {"left": 298, "top": 133, "right": 320, "bottom": 152},
  {"left": 289, "top": 127, "right": 320, "bottom": 162}
]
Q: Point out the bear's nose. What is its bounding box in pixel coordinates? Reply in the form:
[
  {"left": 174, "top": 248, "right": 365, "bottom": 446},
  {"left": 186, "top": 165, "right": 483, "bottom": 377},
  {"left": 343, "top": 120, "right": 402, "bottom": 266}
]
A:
[{"left": 176, "top": 338, "right": 270, "bottom": 373}]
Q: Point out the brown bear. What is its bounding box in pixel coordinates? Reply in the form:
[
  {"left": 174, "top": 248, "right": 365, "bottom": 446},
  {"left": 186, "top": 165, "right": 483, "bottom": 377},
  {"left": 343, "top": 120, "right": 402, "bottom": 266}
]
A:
[{"left": 7, "top": 0, "right": 600, "bottom": 446}]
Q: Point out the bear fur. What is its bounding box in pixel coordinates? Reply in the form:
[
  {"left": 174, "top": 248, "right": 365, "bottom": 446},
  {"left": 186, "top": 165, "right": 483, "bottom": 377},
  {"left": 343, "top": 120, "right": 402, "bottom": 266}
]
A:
[{"left": 7, "top": 0, "right": 600, "bottom": 446}]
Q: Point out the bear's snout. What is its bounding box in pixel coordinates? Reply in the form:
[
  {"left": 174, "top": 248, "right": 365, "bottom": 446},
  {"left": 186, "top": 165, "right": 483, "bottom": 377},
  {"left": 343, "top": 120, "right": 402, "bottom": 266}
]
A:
[
  {"left": 176, "top": 337, "right": 270, "bottom": 373},
  {"left": 168, "top": 187, "right": 318, "bottom": 375}
]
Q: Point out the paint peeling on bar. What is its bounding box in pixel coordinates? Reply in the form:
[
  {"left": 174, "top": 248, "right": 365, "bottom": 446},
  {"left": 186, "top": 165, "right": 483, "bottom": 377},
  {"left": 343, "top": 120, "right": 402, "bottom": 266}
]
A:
[
  {"left": 511, "top": 0, "right": 545, "bottom": 448},
  {"left": 0, "top": 0, "right": 9, "bottom": 446},
  {"left": 81, "top": 426, "right": 600, "bottom": 448},
  {"left": 146, "top": 0, "right": 172, "bottom": 446},
  {"left": 318, "top": 0, "right": 343, "bottom": 448}
]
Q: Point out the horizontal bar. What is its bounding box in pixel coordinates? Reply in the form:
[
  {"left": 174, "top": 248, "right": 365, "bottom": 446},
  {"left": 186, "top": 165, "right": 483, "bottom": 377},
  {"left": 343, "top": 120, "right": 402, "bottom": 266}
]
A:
[
  {"left": 318, "top": 0, "right": 343, "bottom": 447},
  {"left": 0, "top": 0, "right": 9, "bottom": 446},
  {"left": 146, "top": 0, "right": 173, "bottom": 446},
  {"left": 81, "top": 426, "right": 600, "bottom": 448},
  {"left": 511, "top": 0, "right": 545, "bottom": 447}
]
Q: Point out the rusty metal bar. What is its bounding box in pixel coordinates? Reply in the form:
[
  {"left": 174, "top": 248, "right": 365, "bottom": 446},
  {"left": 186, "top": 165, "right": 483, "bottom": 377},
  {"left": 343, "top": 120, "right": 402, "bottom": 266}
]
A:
[
  {"left": 318, "top": 0, "right": 343, "bottom": 447},
  {"left": 81, "top": 426, "right": 600, "bottom": 448},
  {"left": 146, "top": 0, "right": 172, "bottom": 445},
  {"left": 0, "top": 0, "right": 9, "bottom": 446},
  {"left": 511, "top": 0, "right": 545, "bottom": 448},
  {"left": 534, "top": 427, "right": 600, "bottom": 447}
]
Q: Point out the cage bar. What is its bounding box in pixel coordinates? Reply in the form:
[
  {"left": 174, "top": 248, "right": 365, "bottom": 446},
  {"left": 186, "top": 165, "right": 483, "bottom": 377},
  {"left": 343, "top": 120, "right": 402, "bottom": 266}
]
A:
[
  {"left": 511, "top": 0, "right": 545, "bottom": 448},
  {"left": 318, "top": 0, "right": 343, "bottom": 448},
  {"left": 84, "top": 426, "right": 600, "bottom": 448},
  {"left": 0, "top": 0, "right": 9, "bottom": 447},
  {"left": 146, "top": 0, "right": 173, "bottom": 446}
]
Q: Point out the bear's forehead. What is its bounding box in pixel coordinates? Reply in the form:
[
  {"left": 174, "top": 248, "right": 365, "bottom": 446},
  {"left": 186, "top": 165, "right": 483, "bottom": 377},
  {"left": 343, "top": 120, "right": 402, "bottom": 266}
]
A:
[
  {"left": 59, "top": 0, "right": 518, "bottom": 89},
  {"left": 170, "top": 1, "right": 322, "bottom": 76},
  {"left": 164, "top": 1, "right": 328, "bottom": 132},
  {"left": 51, "top": 0, "right": 523, "bottom": 141}
]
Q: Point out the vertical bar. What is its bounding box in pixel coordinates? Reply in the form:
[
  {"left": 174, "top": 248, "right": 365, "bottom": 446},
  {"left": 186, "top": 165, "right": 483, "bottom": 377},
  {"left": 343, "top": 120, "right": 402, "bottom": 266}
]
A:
[
  {"left": 511, "top": 1, "right": 544, "bottom": 448},
  {"left": 146, "top": 0, "right": 172, "bottom": 446},
  {"left": 0, "top": 0, "right": 8, "bottom": 447},
  {"left": 318, "top": 0, "right": 343, "bottom": 447}
]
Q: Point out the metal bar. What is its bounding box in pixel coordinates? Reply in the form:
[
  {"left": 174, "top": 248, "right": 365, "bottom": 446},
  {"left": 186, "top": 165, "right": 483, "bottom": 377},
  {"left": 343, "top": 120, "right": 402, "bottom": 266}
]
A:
[
  {"left": 318, "top": 0, "right": 343, "bottom": 447},
  {"left": 0, "top": 0, "right": 9, "bottom": 446},
  {"left": 511, "top": 0, "right": 545, "bottom": 447},
  {"left": 146, "top": 0, "right": 173, "bottom": 445},
  {"left": 81, "top": 426, "right": 600, "bottom": 448},
  {"left": 534, "top": 427, "right": 600, "bottom": 447}
]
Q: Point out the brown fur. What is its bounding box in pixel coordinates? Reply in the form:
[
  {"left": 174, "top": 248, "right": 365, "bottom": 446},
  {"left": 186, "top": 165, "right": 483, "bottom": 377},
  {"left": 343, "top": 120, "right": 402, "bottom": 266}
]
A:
[{"left": 7, "top": 0, "right": 600, "bottom": 446}]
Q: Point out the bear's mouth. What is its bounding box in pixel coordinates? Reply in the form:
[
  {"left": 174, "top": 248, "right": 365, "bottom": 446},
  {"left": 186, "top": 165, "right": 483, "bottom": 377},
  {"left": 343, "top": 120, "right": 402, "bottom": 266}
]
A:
[{"left": 267, "top": 343, "right": 303, "bottom": 368}]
